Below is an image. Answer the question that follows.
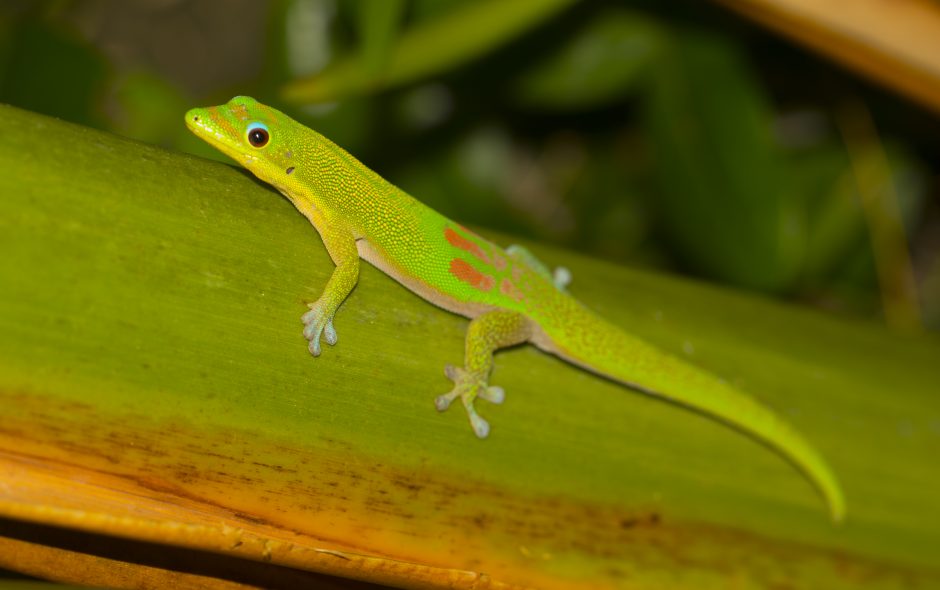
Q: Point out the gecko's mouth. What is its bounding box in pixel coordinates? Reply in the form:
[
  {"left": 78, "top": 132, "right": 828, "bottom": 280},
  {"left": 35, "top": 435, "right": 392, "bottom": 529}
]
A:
[{"left": 185, "top": 107, "right": 250, "bottom": 165}]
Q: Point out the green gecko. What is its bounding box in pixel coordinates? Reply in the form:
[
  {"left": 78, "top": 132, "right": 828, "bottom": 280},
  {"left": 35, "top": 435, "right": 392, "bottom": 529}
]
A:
[{"left": 186, "top": 96, "right": 845, "bottom": 521}]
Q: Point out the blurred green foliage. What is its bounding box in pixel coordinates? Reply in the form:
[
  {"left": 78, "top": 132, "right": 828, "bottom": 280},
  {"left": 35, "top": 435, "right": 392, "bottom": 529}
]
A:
[{"left": 0, "top": 0, "right": 936, "bottom": 330}]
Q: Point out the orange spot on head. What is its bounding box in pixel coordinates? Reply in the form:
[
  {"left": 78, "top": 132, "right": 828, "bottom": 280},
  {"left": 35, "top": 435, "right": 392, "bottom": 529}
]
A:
[
  {"left": 450, "top": 259, "right": 495, "bottom": 292},
  {"left": 211, "top": 108, "right": 240, "bottom": 138},
  {"left": 231, "top": 103, "right": 249, "bottom": 121},
  {"left": 444, "top": 228, "right": 490, "bottom": 264}
]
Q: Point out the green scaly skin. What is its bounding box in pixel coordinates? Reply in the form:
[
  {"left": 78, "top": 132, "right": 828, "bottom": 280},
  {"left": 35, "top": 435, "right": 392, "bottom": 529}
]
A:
[{"left": 186, "top": 96, "right": 845, "bottom": 521}]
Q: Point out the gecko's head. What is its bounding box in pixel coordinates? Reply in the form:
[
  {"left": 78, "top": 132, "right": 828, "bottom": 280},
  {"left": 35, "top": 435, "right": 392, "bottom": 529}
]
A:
[{"left": 186, "top": 96, "right": 306, "bottom": 188}]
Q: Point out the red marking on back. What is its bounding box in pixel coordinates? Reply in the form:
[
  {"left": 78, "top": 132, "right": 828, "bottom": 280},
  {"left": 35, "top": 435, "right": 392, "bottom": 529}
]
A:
[
  {"left": 500, "top": 278, "right": 524, "bottom": 302},
  {"left": 444, "top": 227, "right": 490, "bottom": 264},
  {"left": 450, "top": 259, "right": 495, "bottom": 291}
]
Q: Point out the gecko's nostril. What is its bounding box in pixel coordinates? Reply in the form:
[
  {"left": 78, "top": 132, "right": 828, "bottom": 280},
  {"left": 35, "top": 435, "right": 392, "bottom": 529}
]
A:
[{"left": 193, "top": 116, "right": 199, "bottom": 122}]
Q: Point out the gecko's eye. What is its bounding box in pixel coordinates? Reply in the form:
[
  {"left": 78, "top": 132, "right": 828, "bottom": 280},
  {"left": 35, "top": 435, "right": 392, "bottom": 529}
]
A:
[{"left": 246, "top": 122, "right": 270, "bottom": 148}]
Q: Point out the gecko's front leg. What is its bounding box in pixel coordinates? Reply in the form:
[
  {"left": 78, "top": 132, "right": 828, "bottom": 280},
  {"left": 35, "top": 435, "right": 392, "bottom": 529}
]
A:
[
  {"left": 302, "top": 223, "right": 359, "bottom": 356},
  {"left": 436, "top": 310, "right": 532, "bottom": 438}
]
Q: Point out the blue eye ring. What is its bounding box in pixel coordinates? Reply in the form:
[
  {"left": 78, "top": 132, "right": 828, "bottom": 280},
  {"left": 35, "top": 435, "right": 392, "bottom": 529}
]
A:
[{"left": 246, "top": 122, "right": 270, "bottom": 148}]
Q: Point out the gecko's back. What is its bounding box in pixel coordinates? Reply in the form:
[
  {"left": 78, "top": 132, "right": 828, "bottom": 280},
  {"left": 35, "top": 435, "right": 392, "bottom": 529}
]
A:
[{"left": 282, "top": 122, "right": 562, "bottom": 321}]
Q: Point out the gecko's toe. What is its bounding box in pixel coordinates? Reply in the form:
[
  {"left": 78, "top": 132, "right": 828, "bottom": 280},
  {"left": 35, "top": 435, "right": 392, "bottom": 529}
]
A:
[
  {"left": 302, "top": 303, "right": 338, "bottom": 357},
  {"left": 301, "top": 308, "right": 317, "bottom": 326},
  {"left": 553, "top": 266, "right": 572, "bottom": 290},
  {"left": 302, "top": 322, "right": 317, "bottom": 340},
  {"left": 435, "top": 392, "right": 457, "bottom": 412},
  {"left": 323, "top": 320, "right": 338, "bottom": 346},
  {"left": 469, "top": 413, "right": 490, "bottom": 438},
  {"left": 461, "top": 388, "right": 491, "bottom": 438},
  {"left": 479, "top": 385, "right": 505, "bottom": 404}
]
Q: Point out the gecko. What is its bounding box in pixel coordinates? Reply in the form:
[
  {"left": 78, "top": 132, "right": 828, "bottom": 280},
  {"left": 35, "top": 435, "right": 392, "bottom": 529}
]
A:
[{"left": 186, "top": 96, "right": 844, "bottom": 521}]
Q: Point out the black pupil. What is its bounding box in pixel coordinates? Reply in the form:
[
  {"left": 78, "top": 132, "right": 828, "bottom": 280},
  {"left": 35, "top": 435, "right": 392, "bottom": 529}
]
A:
[{"left": 248, "top": 128, "right": 268, "bottom": 147}]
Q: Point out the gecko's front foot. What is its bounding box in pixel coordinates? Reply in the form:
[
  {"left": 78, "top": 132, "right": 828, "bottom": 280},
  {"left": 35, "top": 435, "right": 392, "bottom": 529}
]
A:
[
  {"left": 435, "top": 364, "right": 505, "bottom": 438},
  {"left": 301, "top": 300, "right": 338, "bottom": 357}
]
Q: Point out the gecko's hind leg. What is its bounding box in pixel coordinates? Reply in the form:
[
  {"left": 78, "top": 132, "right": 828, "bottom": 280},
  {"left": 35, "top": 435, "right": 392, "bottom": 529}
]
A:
[{"left": 435, "top": 310, "right": 531, "bottom": 438}]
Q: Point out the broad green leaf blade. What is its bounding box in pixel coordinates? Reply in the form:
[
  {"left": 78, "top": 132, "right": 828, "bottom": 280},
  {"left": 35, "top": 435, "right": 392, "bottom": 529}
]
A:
[
  {"left": 512, "top": 9, "right": 666, "bottom": 111},
  {"left": 281, "top": 0, "right": 577, "bottom": 104},
  {"left": 355, "top": 0, "right": 408, "bottom": 78},
  {"left": 644, "top": 32, "right": 804, "bottom": 292},
  {"left": 1, "top": 104, "right": 939, "bottom": 588}
]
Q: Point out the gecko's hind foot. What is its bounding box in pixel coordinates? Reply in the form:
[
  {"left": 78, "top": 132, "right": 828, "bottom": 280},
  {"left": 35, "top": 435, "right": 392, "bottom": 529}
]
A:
[
  {"left": 435, "top": 364, "right": 505, "bottom": 438},
  {"left": 506, "top": 244, "right": 572, "bottom": 291},
  {"left": 301, "top": 302, "right": 338, "bottom": 357}
]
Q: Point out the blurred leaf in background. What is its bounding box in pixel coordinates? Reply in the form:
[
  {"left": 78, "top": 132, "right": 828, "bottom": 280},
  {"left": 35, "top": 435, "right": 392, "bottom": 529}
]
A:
[
  {"left": 355, "top": 0, "right": 407, "bottom": 78},
  {"left": 643, "top": 28, "right": 927, "bottom": 321},
  {"left": 0, "top": 15, "right": 108, "bottom": 129},
  {"left": 512, "top": 9, "right": 665, "bottom": 111},
  {"left": 281, "top": 0, "right": 577, "bottom": 103},
  {"left": 0, "top": 0, "right": 935, "bottom": 331},
  {"left": 645, "top": 31, "right": 806, "bottom": 292}
]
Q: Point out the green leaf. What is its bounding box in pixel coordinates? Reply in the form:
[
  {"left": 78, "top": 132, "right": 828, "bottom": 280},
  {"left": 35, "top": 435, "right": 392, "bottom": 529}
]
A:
[
  {"left": 0, "top": 20, "right": 109, "bottom": 128},
  {"left": 1, "top": 104, "right": 939, "bottom": 588},
  {"left": 110, "top": 70, "right": 189, "bottom": 147},
  {"left": 644, "top": 32, "right": 805, "bottom": 292},
  {"left": 513, "top": 9, "right": 666, "bottom": 111},
  {"left": 281, "top": 0, "right": 577, "bottom": 104},
  {"left": 789, "top": 143, "right": 867, "bottom": 285},
  {"left": 792, "top": 141, "right": 926, "bottom": 290},
  {"left": 355, "top": 0, "right": 407, "bottom": 77}
]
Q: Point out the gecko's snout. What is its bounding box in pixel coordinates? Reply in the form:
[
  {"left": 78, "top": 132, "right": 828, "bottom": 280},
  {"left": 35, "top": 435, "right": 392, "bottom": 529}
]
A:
[
  {"left": 185, "top": 107, "right": 215, "bottom": 138},
  {"left": 185, "top": 107, "right": 206, "bottom": 122}
]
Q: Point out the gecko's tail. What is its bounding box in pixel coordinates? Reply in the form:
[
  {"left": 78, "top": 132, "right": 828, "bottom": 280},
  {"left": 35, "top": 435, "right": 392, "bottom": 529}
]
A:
[{"left": 533, "top": 298, "right": 845, "bottom": 522}]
